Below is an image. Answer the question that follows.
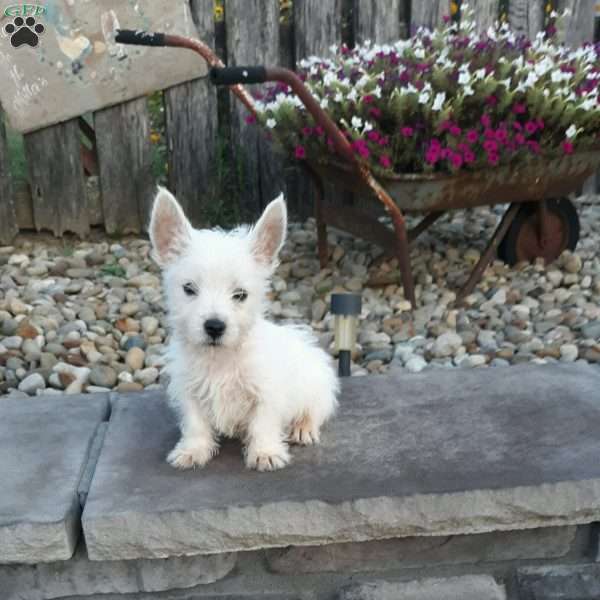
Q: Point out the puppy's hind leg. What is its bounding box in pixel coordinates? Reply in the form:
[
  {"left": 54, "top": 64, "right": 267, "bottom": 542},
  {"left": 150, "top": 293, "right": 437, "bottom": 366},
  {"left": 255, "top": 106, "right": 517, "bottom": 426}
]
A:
[{"left": 168, "top": 399, "right": 218, "bottom": 470}]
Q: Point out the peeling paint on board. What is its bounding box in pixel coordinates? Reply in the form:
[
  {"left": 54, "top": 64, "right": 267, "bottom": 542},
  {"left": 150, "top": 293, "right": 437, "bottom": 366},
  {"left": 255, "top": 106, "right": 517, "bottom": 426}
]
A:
[{"left": 0, "top": 0, "right": 208, "bottom": 132}]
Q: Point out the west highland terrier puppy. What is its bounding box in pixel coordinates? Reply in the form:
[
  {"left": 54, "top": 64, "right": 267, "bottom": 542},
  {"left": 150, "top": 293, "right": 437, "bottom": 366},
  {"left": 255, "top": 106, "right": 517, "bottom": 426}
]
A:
[{"left": 149, "top": 187, "right": 339, "bottom": 471}]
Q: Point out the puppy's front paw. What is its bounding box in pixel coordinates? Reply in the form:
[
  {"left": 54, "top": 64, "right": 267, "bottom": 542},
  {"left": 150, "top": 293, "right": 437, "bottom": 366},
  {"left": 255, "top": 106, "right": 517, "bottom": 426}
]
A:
[
  {"left": 245, "top": 443, "right": 290, "bottom": 472},
  {"left": 167, "top": 440, "right": 218, "bottom": 470},
  {"left": 288, "top": 414, "right": 320, "bottom": 446}
]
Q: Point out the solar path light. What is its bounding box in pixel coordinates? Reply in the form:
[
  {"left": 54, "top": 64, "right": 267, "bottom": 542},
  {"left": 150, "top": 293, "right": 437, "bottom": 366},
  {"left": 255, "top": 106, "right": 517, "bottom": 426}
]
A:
[{"left": 331, "top": 293, "right": 362, "bottom": 377}]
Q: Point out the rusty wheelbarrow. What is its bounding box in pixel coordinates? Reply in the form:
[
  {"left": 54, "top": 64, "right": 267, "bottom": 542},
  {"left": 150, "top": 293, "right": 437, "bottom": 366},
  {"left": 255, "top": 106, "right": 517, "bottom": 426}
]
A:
[{"left": 115, "top": 29, "right": 600, "bottom": 308}]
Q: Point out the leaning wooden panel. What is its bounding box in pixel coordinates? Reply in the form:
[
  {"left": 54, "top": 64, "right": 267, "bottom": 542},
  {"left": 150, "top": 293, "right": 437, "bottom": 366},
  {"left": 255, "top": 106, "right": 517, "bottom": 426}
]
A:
[
  {"left": 226, "top": 0, "right": 281, "bottom": 218},
  {"left": 0, "top": 0, "right": 207, "bottom": 133},
  {"left": 23, "top": 119, "right": 88, "bottom": 237},
  {"left": 0, "top": 108, "right": 17, "bottom": 244},
  {"left": 164, "top": 0, "right": 217, "bottom": 227},
  {"left": 95, "top": 97, "right": 154, "bottom": 235}
]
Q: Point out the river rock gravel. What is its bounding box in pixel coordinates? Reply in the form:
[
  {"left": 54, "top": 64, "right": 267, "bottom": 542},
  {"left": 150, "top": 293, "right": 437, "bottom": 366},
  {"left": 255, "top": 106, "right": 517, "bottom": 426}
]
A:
[{"left": 1, "top": 196, "right": 599, "bottom": 396}]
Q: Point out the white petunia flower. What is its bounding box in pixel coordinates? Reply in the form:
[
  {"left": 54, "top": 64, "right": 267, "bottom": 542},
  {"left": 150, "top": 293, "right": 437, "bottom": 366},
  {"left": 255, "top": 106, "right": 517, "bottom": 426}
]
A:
[
  {"left": 463, "top": 85, "right": 474, "bottom": 96},
  {"left": 418, "top": 91, "right": 431, "bottom": 105},
  {"left": 566, "top": 125, "right": 577, "bottom": 138},
  {"left": 266, "top": 118, "right": 276, "bottom": 129},
  {"left": 458, "top": 71, "right": 471, "bottom": 85},
  {"left": 432, "top": 92, "right": 446, "bottom": 111},
  {"left": 351, "top": 116, "right": 363, "bottom": 130}
]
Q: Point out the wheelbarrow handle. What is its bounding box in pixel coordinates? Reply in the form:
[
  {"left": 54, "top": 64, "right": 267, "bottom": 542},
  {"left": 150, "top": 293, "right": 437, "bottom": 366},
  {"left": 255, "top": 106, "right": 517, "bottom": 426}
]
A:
[
  {"left": 210, "top": 66, "right": 267, "bottom": 85},
  {"left": 115, "top": 29, "right": 166, "bottom": 47}
]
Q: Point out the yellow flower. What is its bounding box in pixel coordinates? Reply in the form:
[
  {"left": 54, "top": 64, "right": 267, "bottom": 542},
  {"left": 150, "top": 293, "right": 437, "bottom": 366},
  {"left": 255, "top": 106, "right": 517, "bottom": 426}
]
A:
[
  {"left": 545, "top": 2, "right": 552, "bottom": 13},
  {"left": 214, "top": 4, "right": 224, "bottom": 20},
  {"left": 450, "top": 1, "right": 459, "bottom": 16},
  {"left": 150, "top": 132, "right": 161, "bottom": 144}
]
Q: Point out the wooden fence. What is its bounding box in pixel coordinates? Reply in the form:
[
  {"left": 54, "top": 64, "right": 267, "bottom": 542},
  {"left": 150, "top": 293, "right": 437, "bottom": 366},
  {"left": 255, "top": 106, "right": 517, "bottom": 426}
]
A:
[{"left": 0, "top": 0, "right": 595, "bottom": 244}]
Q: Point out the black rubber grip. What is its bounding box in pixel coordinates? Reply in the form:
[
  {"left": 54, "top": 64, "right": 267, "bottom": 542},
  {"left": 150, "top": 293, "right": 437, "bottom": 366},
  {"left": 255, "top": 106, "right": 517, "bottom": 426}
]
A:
[
  {"left": 115, "top": 29, "right": 166, "bottom": 47},
  {"left": 210, "top": 66, "right": 267, "bottom": 85}
]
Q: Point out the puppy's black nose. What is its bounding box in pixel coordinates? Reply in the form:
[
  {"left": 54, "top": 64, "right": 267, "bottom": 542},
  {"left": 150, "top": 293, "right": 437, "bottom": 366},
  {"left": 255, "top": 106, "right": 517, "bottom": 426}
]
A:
[{"left": 204, "top": 318, "right": 226, "bottom": 340}]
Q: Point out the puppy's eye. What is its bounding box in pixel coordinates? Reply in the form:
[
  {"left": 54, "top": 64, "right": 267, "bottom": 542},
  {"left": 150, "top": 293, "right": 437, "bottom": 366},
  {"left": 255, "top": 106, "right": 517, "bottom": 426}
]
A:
[
  {"left": 183, "top": 282, "right": 197, "bottom": 296},
  {"left": 232, "top": 289, "right": 248, "bottom": 302}
]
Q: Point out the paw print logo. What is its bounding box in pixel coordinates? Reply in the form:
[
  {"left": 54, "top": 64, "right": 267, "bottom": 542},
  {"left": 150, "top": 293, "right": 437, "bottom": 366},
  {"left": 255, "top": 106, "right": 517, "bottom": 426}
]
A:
[{"left": 3, "top": 16, "right": 45, "bottom": 48}]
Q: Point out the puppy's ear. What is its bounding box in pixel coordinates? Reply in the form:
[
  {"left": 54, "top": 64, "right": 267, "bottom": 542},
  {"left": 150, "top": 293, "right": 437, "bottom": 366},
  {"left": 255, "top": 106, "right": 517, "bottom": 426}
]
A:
[
  {"left": 149, "top": 187, "right": 192, "bottom": 267},
  {"left": 249, "top": 193, "right": 287, "bottom": 267}
]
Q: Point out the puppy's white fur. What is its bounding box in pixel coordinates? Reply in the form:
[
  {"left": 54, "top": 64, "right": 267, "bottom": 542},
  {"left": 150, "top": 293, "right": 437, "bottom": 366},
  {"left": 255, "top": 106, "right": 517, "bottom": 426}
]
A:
[{"left": 149, "top": 187, "right": 339, "bottom": 471}]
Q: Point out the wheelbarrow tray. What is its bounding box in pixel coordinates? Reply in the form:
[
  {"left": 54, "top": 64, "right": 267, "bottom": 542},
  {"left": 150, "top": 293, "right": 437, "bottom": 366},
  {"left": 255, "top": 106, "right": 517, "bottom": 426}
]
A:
[{"left": 309, "top": 151, "right": 600, "bottom": 214}]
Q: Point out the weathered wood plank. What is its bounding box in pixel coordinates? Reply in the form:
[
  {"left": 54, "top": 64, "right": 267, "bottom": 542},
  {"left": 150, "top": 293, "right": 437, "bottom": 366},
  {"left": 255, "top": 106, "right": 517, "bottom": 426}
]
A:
[
  {"left": 0, "top": 108, "right": 17, "bottom": 244},
  {"left": 354, "top": 0, "right": 402, "bottom": 44},
  {"left": 293, "top": 0, "right": 344, "bottom": 219},
  {"left": 295, "top": 0, "right": 343, "bottom": 58},
  {"left": 410, "top": 0, "right": 449, "bottom": 30},
  {"left": 23, "top": 120, "right": 89, "bottom": 237},
  {"left": 95, "top": 98, "right": 154, "bottom": 234},
  {"left": 226, "top": 0, "right": 282, "bottom": 219},
  {"left": 469, "top": 0, "right": 499, "bottom": 32},
  {"left": 164, "top": 0, "right": 218, "bottom": 227},
  {"left": 558, "top": 0, "right": 594, "bottom": 47},
  {"left": 508, "top": 0, "right": 544, "bottom": 39}
]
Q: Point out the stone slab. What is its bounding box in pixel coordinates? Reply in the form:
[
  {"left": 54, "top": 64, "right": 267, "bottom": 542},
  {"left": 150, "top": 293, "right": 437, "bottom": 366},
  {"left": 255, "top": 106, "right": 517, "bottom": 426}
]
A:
[
  {"left": 0, "top": 543, "right": 237, "bottom": 600},
  {"left": 83, "top": 364, "right": 600, "bottom": 561},
  {"left": 338, "top": 575, "right": 506, "bottom": 600},
  {"left": 0, "top": 394, "right": 109, "bottom": 564},
  {"left": 265, "top": 526, "right": 577, "bottom": 574},
  {"left": 517, "top": 563, "right": 600, "bottom": 600},
  {"left": 0, "top": 0, "right": 208, "bottom": 133}
]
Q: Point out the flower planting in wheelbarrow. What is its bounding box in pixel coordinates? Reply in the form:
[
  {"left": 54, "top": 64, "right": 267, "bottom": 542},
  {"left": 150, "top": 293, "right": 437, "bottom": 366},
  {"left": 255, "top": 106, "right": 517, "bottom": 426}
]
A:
[{"left": 246, "top": 6, "right": 600, "bottom": 303}]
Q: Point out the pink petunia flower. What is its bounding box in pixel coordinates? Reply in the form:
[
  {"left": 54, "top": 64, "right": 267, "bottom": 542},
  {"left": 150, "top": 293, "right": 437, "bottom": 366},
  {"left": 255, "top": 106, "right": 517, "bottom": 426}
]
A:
[
  {"left": 481, "top": 114, "right": 491, "bottom": 128},
  {"left": 515, "top": 133, "right": 525, "bottom": 145},
  {"left": 368, "top": 130, "right": 381, "bottom": 142},
  {"left": 484, "top": 129, "right": 496, "bottom": 140},
  {"left": 401, "top": 126, "right": 414, "bottom": 137},
  {"left": 512, "top": 103, "right": 527, "bottom": 114},
  {"left": 302, "top": 126, "right": 313, "bottom": 136},
  {"left": 425, "top": 150, "right": 440, "bottom": 165},
  {"left": 429, "top": 138, "right": 442, "bottom": 149},
  {"left": 363, "top": 94, "right": 375, "bottom": 104},
  {"left": 315, "top": 126, "right": 325, "bottom": 136},
  {"left": 449, "top": 125, "right": 462, "bottom": 136},
  {"left": 245, "top": 114, "right": 257, "bottom": 124},
  {"left": 379, "top": 154, "right": 392, "bottom": 168},
  {"left": 513, "top": 122, "right": 523, "bottom": 131},
  {"left": 369, "top": 107, "right": 382, "bottom": 119},
  {"left": 466, "top": 130, "right": 479, "bottom": 144},
  {"left": 527, "top": 140, "right": 540, "bottom": 153},
  {"left": 451, "top": 153, "right": 463, "bottom": 168},
  {"left": 464, "top": 150, "right": 476, "bottom": 163},
  {"left": 378, "top": 135, "right": 390, "bottom": 146},
  {"left": 484, "top": 140, "right": 498, "bottom": 152},
  {"left": 487, "top": 152, "right": 499, "bottom": 165},
  {"left": 562, "top": 141, "right": 574, "bottom": 154},
  {"left": 524, "top": 121, "right": 537, "bottom": 134},
  {"left": 495, "top": 129, "right": 508, "bottom": 143},
  {"left": 295, "top": 145, "right": 306, "bottom": 159}
]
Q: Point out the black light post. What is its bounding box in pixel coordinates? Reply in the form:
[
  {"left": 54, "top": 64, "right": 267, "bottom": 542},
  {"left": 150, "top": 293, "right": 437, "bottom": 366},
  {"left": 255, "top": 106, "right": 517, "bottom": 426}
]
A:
[{"left": 331, "top": 293, "right": 362, "bottom": 377}]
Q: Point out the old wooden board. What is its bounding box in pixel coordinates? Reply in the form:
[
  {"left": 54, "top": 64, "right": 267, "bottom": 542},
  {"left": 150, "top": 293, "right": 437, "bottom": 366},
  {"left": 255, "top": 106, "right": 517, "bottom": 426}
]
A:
[
  {"left": 94, "top": 97, "right": 154, "bottom": 235},
  {"left": 164, "top": 0, "right": 218, "bottom": 227},
  {"left": 23, "top": 118, "right": 88, "bottom": 236},
  {"left": 354, "top": 0, "right": 403, "bottom": 44},
  {"left": 0, "top": 109, "right": 17, "bottom": 244},
  {"left": 226, "top": 0, "right": 282, "bottom": 219},
  {"left": 0, "top": 0, "right": 207, "bottom": 133}
]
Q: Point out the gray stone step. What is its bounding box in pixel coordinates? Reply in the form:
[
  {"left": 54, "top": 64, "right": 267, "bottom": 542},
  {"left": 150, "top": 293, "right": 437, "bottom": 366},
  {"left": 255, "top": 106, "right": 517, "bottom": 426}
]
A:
[
  {"left": 82, "top": 363, "right": 600, "bottom": 561},
  {"left": 0, "top": 394, "right": 110, "bottom": 564}
]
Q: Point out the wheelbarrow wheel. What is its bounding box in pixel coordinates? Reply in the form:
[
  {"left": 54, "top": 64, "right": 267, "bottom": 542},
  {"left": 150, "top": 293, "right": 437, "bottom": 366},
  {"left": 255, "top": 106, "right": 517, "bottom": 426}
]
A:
[{"left": 497, "top": 198, "right": 580, "bottom": 266}]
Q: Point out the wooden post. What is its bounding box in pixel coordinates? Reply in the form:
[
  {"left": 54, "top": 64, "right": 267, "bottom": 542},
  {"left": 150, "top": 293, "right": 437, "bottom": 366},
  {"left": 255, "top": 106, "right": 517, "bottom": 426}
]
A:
[
  {"left": 469, "top": 0, "right": 499, "bottom": 32},
  {"left": 354, "top": 0, "right": 403, "bottom": 44},
  {"left": 295, "top": 0, "right": 343, "bottom": 58},
  {"left": 226, "top": 0, "right": 281, "bottom": 219},
  {"left": 508, "top": 0, "right": 544, "bottom": 39},
  {"left": 558, "top": 0, "right": 594, "bottom": 47},
  {"left": 0, "top": 108, "right": 17, "bottom": 244},
  {"left": 164, "top": 0, "right": 218, "bottom": 227},
  {"left": 410, "top": 0, "right": 450, "bottom": 30},
  {"left": 24, "top": 120, "right": 89, "bottom": 237},
  {"left": 94, "top": 98, "right": 154, "bottom": 234}
]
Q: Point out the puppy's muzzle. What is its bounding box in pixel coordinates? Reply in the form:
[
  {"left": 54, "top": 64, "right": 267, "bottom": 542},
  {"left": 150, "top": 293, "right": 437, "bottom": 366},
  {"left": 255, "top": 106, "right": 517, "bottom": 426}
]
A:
[{"left": 204, "top": 318, "right": 226, "bottom": 342}]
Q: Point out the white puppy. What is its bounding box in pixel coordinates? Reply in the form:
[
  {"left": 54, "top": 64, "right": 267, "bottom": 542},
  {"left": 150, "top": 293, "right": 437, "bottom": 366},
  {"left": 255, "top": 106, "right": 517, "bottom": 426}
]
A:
[{"left": 149, "top": 188, "right": 339, "bottom": 471}]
